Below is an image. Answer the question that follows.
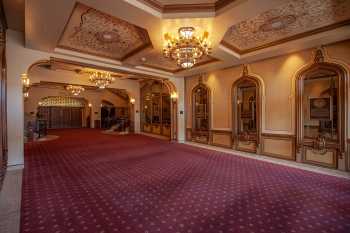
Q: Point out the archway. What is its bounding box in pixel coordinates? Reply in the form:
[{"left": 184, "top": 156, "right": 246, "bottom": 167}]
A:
[
  {"left": 140, "top": 79, "right": 176, "bottom": 139},
  {"left": 295, "top": 49, "right": 349, "bottom": 169},
  {"left": 191, "top": 77, "right": 210, "bottom": 144},
  {"left": 232, "top": 65, "right": 262, "bottom": 153}
]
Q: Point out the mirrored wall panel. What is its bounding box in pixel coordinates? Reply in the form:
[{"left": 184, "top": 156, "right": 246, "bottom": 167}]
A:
[
  {"left": 141, "top": 81, "right": 171, "bottom": 137},
  {"left": 233, "top": 78, "right": 260, "bottom": 153},
  {"left": 192, "top": 83, "right": 210, "bottom": 143},
  {"left": 297, "top": 60, "right": 346, "bottom": 169}
]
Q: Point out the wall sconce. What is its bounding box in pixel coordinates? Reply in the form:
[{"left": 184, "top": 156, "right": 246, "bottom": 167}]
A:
[
  {"left": 21, "top": 73, "right": 30, "bottom": 98},
  {"left": 130, "top": 98, "right": 136, "bottom": 104},
  {"left": 170, "top": 91, "right": 178, "bottom": 100},
  {"left": 88, "top": 103, "right": 92, "bottom": 108},
  {"left": 21, "top": 73, "right": 30, "bottom": 87}
]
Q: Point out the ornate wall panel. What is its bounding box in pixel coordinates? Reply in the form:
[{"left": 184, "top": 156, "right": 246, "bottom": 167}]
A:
[
  {"left": 140, "top": 81, "right": 172, "bottom": 138},
  {"left": 295, "top": 49, "right": 348, "bottom": 169},
  {"left": 221, "top": 0, "right": 350, "bottom": 54},
  {"left": 58, "top": 3, "right": 151, "bottom": 61},
  {"left": 211, "top": 130, "right": 232, "bottom": 148},
  {"left": 261, "top": 134, "right": 295, "bottom": 160}
]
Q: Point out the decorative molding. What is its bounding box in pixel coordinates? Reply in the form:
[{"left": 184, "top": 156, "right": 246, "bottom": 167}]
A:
[
  {"left": 136, "top": 0, "right": 235, "bottom": 14},
  {"left": 314, "top": 47, "right": 325, "bottom": 63},
  {"left": 294, "top": 49, "right": 348, "bottom": 169},
  {"left": 261, "top": 133, "right": 295, "bottom": 139},
  {"left": 261, "top": 133, "right": 296, "bottom": 161},
  {"left": 231, "top": 69, "right": 262, "bottom": 154},
  {"left": 127, "top": 50, "right": 220, "bottom": 73},
  {"left": 221, "top": 0, "right": 350, "bottom": 55},
  {"left": 58, "top": 2, "right": 152, "bottom": 62}
]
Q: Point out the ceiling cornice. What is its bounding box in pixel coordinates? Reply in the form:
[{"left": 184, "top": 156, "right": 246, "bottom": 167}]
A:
[{"left": 135, "top": 0, "right": 235, "bottom": 15}]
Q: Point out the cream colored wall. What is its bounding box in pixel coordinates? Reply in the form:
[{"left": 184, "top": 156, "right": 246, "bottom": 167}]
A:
[
  {"left": 185, "top": 40, "right": 350, "bottom": 169},
  {"left": 24, "top": 86, "right": 129, "bottom": 128},
  {"left": 6, "top": 29, "right": 185, "bottom": 167},
  {"left": 186, "top": 41, "right": 350, "bottom": 135}
]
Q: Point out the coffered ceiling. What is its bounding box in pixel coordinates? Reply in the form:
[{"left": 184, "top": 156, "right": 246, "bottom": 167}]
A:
[
  {"left": 221, "top": 0, "right": 350, "bottom": 55},
  {"left": 134, "top": 0, "right": 236, "bottom": 14},
  {"left": 4, "top": 0, "right": 350, "bottom": 78},
  {"left": 125, "top": 48, "right": 220, "bottom": 73},
  {"left": 58, "top": 2, "right": 152, "bottom": 61}
]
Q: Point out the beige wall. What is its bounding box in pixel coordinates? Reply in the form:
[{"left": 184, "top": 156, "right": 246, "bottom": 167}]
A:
[
  {"left": 24, "top": 86, "right": 129, "bottom": 128},
  {"left": 186, "top": 40, "right": 350, "bottom": 134},
  {"left": 185, "top": 40, "right": 350, "bottom": 169},
  {"left": 6, "top": 29, "right": 186, "bottom": 167}
]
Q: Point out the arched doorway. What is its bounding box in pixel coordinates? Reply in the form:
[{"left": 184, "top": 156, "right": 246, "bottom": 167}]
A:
[
  {"left": 295, "top": 49, "right": 348, "bottom": 169},
  {"left": 37, "top": 96, "right": 86, "bottom": 129},
  {"left": 140, "top": 80, "right": 173, "bottom": 139},
  {"left": 191, "top": 77, "right": 210, "bottom": 144},
  {"left": 232, "top": 65, "right": 262, "bottom": 153}
]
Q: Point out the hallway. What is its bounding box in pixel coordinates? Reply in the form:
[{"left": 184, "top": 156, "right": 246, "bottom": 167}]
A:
[{"left": 21, "top": 130, "right": 350, "bottom": 233}]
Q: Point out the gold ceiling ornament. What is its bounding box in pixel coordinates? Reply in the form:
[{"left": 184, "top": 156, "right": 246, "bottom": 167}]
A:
[
  {"left": 163, "top": 27, "right": 211, "bottom": 69},
  {"left": 89, "top": 71, "right": 115, "bottom": 89},
  {"left": 242, "top": 64, "right": 248, "bottom": 76},
  {"left": 66, "top": 85, "right": 85, "bottom": 96},
  {"left": 314, "top": 47, "right": 325, "bottom": 63}
]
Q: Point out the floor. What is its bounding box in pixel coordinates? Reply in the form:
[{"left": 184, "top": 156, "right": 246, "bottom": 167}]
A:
[
  {"left": 0, "top": 168, "right": 23, "bottom": 233},
  {"left": 1, "top": 129, "right": 349, "bottom": 233}
]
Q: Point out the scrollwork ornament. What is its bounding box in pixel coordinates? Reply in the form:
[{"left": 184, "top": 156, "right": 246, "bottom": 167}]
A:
[{"left": 312, "top": 135, "right": 327, "bottom": 155}]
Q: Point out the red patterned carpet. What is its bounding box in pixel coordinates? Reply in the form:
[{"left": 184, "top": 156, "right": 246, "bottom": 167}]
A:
[{"left": 21, "top": 129, "right": 350, "bottom": 233}]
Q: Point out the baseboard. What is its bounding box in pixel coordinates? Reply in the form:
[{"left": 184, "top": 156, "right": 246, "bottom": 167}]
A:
[{"left": 7, "top": 164, "right": 24, "bottom": 171}]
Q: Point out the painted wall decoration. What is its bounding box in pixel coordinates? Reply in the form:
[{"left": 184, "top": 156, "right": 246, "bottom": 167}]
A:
[
  {"left": 221, "top": 0, "right": 350, "bottom": 54},
  {"left": 58, "top": 3, "right": 152, "bottom": 61}
]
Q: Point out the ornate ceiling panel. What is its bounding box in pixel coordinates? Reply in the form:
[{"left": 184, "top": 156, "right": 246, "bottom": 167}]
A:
[
  {"left": 57, "top": 2, "right": 152, "bottom": 61},
  {"left": 125, "top": 48, "right": 220, "bottom": 73},
  {"left": 221, "top": 0, "right": 350, "bottom": 54}
]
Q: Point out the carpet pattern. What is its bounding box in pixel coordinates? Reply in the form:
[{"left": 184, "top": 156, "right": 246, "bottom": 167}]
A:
[{"left": 21, "top": 129, "right": 350, "bottom": 233}]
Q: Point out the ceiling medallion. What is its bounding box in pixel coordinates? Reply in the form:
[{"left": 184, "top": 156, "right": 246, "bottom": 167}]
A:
[
  {"left": 96, "top": 31, "right": 120, "bottom": 43},
  {"left": 259, "top": 15, "right": 296, "bottom": 32},
  {"left": 89, "top": 71, "right": 115, "bottom": 89},
  {"left": 66, "top": 85, "right": 85, "bottom": 96},
  {"left": 163, "top": 27, "right": 211, "bottom": 69}
]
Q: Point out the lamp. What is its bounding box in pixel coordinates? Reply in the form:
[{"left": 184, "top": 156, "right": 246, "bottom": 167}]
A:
[
  {"left": 130, "top": 98, "right": 136, "bottom": 104},
  {"left": 170, "top": 92, "right": 178, "bottom": 100},
  {"left": 163, "top": 27, "right": 211, "bottom": 69},
  {"left": 21, "top": 73, "right": 30, "bottom": 98},
  {"left": 89, "top": 71, "right": 115, "bottom": 89},
  {"left": 66, "top": 85, "right": 85, "bottom": 96}
]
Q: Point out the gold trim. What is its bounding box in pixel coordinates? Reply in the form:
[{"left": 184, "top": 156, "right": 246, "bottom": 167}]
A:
[
  {"left": 302, "top": 147, "right": 337, "bottom": 169},
  {"left": 142, "top": 56, "right": 220, "bottom": 73},
  {"left": 211, "top": 130, "right": 232, "bottom": 148},
  {"left": 221, "top": 19, "right": 350, "bottom": 55},
  {"left": 57, "top": 2, "right": 152, "bottom": 62},
  {"left": 49, "top": 57, "right": 167, "bottom": 81},
  {"left": 137, "top": 0, "right": 235, "bottom": 13},
  {"left": 261, "top": 133, "right": 296, "bottom": 161}
]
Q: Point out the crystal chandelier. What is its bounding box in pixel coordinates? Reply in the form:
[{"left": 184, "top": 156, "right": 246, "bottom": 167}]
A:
[
  {"left": 89, "top": 71, "right": 115, "bottom": 89},
  {"left": 163, "top": 27, "right": 211, "bottom": 69},
  {"left": 66, "top": 85, "right": 85, "bottom": 96}
]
